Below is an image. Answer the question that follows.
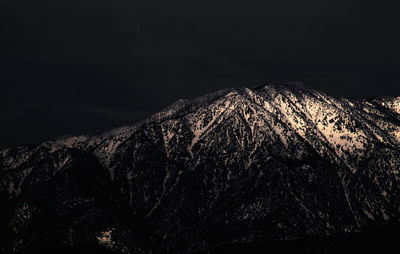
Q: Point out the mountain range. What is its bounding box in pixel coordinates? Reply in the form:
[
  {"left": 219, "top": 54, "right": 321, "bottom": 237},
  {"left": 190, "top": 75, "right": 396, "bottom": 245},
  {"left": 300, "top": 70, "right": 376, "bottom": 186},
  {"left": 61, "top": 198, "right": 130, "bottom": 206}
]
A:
[{"left": 1, "top": 83, "right": 400, "bottom": 253}]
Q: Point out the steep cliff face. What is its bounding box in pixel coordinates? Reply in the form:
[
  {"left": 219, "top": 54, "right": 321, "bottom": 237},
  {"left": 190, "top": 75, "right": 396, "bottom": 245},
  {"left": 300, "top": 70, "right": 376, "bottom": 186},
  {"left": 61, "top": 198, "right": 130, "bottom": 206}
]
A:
[{"left": 1, "top": 83, "right": 400, "bottom": 253}]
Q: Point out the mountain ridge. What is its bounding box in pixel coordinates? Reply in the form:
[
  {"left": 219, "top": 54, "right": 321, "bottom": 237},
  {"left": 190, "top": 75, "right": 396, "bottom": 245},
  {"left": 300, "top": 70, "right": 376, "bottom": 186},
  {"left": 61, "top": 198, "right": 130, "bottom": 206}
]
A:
[{"left": 1, "top": 83, "right": 400, "bottom": 253}]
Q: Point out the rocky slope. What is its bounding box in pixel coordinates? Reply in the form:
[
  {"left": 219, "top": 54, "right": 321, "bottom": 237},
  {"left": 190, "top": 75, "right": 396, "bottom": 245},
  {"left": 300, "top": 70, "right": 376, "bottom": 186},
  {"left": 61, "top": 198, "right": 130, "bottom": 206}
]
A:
[{"left": 1, "top": 83, "right": 400, "bottom": 253}]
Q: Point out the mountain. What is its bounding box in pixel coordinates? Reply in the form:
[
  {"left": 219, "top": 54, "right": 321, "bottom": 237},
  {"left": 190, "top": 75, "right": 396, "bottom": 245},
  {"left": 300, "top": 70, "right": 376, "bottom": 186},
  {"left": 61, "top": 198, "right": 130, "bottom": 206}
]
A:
[{"left": 1, "top": 83, "right": 400, "bottom": 253}]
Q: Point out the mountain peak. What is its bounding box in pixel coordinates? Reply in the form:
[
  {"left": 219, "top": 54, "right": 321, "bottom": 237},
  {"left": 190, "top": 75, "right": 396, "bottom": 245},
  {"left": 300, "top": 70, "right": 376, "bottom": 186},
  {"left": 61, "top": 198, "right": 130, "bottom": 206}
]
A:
[
  {"left": 254, "top": 81, "right": 309, "bottom": 92},
  {"left": 1, "top": 85, "right": 400, "bottom": 253}
]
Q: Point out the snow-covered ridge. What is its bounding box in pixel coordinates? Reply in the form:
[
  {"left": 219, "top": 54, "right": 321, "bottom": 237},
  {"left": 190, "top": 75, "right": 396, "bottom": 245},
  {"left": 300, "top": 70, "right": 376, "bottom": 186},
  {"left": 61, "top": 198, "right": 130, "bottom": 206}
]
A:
[
  {"left": 4, "top": 83, "right": 398, "bottom": 170},
  {"left": 2, "top": 83, "right": 400, "bottom": 253}
]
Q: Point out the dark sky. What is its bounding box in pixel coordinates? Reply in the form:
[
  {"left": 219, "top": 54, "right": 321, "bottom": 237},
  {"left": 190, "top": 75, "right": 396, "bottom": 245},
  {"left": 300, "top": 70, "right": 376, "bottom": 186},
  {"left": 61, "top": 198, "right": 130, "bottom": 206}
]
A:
[{"left": 1, "top": 0, "right": 400, "bottom": 147}]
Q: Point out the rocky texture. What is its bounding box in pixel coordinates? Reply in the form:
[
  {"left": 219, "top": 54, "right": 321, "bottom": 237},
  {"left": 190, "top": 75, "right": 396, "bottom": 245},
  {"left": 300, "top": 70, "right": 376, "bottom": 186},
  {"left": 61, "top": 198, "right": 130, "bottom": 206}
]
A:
[{"left": 1, "top": 83, "right": 400, "bottom": 253}]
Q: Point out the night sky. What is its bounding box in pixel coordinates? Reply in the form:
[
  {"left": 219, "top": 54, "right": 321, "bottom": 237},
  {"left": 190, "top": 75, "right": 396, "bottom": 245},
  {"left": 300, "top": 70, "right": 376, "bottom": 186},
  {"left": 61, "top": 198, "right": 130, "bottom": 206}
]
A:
[{"left": 1, "top": 0, "right": 400, "bottom": 147}]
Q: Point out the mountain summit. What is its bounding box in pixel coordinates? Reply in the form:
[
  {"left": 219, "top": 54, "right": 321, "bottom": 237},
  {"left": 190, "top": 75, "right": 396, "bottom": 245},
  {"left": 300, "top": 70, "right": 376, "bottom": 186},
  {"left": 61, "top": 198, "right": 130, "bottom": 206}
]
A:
[{"left": 1, "top": 83, "right": 400, "bottom": 253}]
